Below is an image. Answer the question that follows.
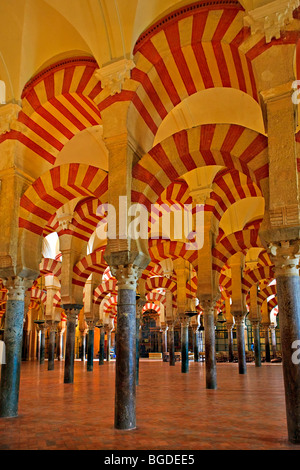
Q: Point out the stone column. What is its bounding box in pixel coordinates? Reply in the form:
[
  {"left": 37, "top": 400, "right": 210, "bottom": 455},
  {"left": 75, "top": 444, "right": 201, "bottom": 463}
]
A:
[
  {"left": 269, "top": 241, "right": 300, "bottom": 443},
  {"left": 167, "top": 322, "right": 175, "bottom": 366},
  {"left": 136, "top": 299, "right": 145, "bottom": 385},
  {"left": 270, "top": 323, "right": 277, "bottom": 359},
  {"left": 39, "top": 322, "right": 48, "bottom": 365},
  {"left": 63, "top": 305, "right": 82, "bottom": 384},
  {"left": 99, "top": 327, "right": 105, "bottom": 365},
  {"left": 0, "top": 277, "right": 32, "bottom": 418},
  {"left": 181, "top": 316, "right": 190, "bottom": 373},
  {"left": 234, "top": 314, "right": 247, "bottom": 375},
  {"left": 48, "top": 322, "right": 58, "bottom": 371},
  {"left": 86, "top": 320, "right": 95, "bottom": 372},
  {"left": 161, "top": 325, "right": 168, "bottom": 354},
  {"left": 226, "top": 322, "right": 234, "bottom": 362},
  {"left": 193, "top": 325, "right": 200, "bottom": 362},
  {"left": 106, "top": 327, "right": 112, "bottom": 362},
  {"left": 252, "top": 319, "right": 261, "bottom": 367},
  {"left": 262, "top": 323, "right": 271, "bottom": 362},
  {"left": 202, "top": 301, "right": 217, "bottom": 389},
  {"left": 110, "top": 264, "right": 140, "bottom": 430},
  {"left": 56, "top": 323, "right": 64, "bottom": 361}
]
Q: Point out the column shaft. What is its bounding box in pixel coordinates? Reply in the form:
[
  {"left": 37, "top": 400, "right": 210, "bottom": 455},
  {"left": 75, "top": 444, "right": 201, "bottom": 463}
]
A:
[
  {"left": 252, "top": 322, "right": 261, "bottom": 367},
  {"left": 48, "top": 327, "right": 56, "bottom": 371},
  {"left": 87, "top": 328, "right": 94, "bottom": 372},
  {"left": 203, "top": 309, "right": 217, "bottom": 389},
  {"left": 99, "top": 329, "right": 105, "bottom": 365},
  {"left": 115, "top": 288, "right": 136, "bottom": 430},
  {"left": 235, "top": 318, "right": 247, "bottom": 375},
  {"left": 277, "top": 274, "right": 300, "bottom": 443},
  {"left": 181, "top": 322, "right": 189, "bottom": 373},
  {"left": 168, "top": 326, "right": 175, "bottom": 366}
]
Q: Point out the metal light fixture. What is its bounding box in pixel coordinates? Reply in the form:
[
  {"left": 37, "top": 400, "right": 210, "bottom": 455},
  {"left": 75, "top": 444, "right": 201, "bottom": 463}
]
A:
[{"left": 217, "top": 311, "right": 226, "bottom": 324}]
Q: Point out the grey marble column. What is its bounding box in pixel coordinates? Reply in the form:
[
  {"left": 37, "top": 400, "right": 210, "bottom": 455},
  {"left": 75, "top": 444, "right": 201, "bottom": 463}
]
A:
[
  {"left": 263, "top": 324, "right": 271, "bottom": 362},
  {"left": 193, "top": 327, "right": 200, "bottom": 362},
  {"left": 63, "top": 305, "right": 82, "bottom": 384},
  {"left": 270, "top": 324, "right": 277, "bottom": 359},
  {"left": 114, "top": 287, "right": 136, "bottom": 430},
  {"left": 202, "top": 303, "right": 217, "bottom": 389},
  {"left": 226, "top": 323, "right": 234, "bottom": 362},
  {"left": 111, "top": 265, "right": 140, "bottom": 431},
  {"left": 0, "top": 277, "right": 32, "bottom": 418},
  {"left": 99, "top": 328, "right": 105, "bottom": 365},
  {"left": 234, "top": 316, "right": 247, "bottom": 375},
  {"left": 48, "top": 322, "right": 57, "bottom": 371},
  {"left": 276, "top": 270, "right": 300, "bottom": 443},
  {"left": 40, "top": 323, "right": 47, "bottom": 364},
  {"left": 106, "top": 328, "right": 111, "bottom": 362},
  {"left": 87, "top": 322, "right": 95, "bottom": 372},
  {"left": 168, "top": 324, "right": 175, "bottom": 366},
  {"left": 252, "top": 320, "right": 261, "bottom": 367},
  {"left": 181, "top": 318, "right": 189, "bottom": 373}
]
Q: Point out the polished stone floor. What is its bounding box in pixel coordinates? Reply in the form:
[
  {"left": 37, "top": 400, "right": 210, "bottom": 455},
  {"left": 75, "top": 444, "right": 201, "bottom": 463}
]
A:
[{"left": 0, "top": 359, "right": 299, "bottom": 451}]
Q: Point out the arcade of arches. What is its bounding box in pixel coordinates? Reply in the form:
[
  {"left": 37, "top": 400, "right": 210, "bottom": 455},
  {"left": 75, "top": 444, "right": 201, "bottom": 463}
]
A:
[{"left": 1, "top": 0, "right": 300, "bottom": 449}]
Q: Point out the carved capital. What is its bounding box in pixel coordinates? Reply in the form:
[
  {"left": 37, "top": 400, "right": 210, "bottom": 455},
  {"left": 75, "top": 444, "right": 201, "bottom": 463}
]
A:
[
  {"left": 244, "top": 0, "right": 300, "bottom": 43},
  {"left": 95, "top": 59, "right": 135, "bottom": 96},
  {"left": 110, "top": 264, "right": 142, "bottom": 290},
  {"left": 268, "top": 240, "right": 300, "bottom": 276},
  {"left": 0, "top": 103, "right": 21, "bottom": 135},
  {"left": 3, "top": 276, "right": 32, "bottom": 302}
]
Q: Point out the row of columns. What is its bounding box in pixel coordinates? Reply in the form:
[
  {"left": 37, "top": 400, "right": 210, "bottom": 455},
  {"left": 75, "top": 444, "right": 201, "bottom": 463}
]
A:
[{"left": 0, "top": 254, "right": 300, "bottom": 444}]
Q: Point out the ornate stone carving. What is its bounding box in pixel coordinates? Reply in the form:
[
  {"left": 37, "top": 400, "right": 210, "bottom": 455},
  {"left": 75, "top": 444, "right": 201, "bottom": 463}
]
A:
[
  {"left": 3, "top": 277, "right": 32, "bottom": 302},
  {"left": 95, "top": 59, "right": 135, "bottom": 96},
  {"left": 0, "top": 103, "right": 21, "bottom": 135},
  {"left": 269, "top": 240, "right": 300, "bottom": 276},
  {"left": 244, "top": 0, "right": 300, "bottom": 43},
  {"left": 110, "top": 264, "right": 142, "bottom": 290}
]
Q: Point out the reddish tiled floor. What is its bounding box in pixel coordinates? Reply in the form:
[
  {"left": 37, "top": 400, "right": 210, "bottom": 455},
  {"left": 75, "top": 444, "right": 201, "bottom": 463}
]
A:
[{"left": 0, "top": 359, "right": 299, "bottom": 450}]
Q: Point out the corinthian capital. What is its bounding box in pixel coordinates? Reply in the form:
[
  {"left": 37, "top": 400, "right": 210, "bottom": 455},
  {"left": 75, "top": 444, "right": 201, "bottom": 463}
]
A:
[
  {"left": 3, "top": 276, "right": 32, "bottom": 301},
  {"left": 110, "top": 264, "right": 142, "bottom": 290},
  {"left": 269, "top": 240, "right": 300, "bottom": 276}
]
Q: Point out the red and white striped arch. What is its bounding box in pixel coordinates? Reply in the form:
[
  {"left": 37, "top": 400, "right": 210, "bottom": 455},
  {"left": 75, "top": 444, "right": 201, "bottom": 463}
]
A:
[
  {"left": 132, "top": 125, "right": 268, "bottom": 211},
  {"left": 19, "top": 163, "right": 108, "bottom": 237},
  {"left": 73, "top": 248, "right": 108, "bottom": 287},
  {"left": 14, "top": 57, "right": 103, "bottom": 166},
  {"left": 242, "top": 265, "right": 275, "bottom": 294},
  {"left": 39, "top": 258, "right": 62, "bottom": 279},
  {"left": 129, "top": 1, "right": 300, "bottom": 151},
  {"left": 212, "top": 228, "right": 263, "bottom": 274},
  {"left": 142, "top": 302, "right": 161, "bottom": 315},
  {"left": 145, "top": 276, "right": 177, "bottom": 295},
  {"left": 94, "top": 278, "right": 118, "bottom": 305}
]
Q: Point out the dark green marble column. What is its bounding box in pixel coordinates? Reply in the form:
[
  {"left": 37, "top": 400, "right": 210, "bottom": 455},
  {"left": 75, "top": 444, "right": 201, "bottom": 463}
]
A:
[
  {"left": 114, "top": 286, "right": 136, "bottom": 430},
  {"left": 227, "top": 323, "right": 234, "bottom": 362},
  {"left": 136, "top": 315, "right": 141, "bottom": 385},
  {"left": 87, "top": 322, "right": 95, "bottom": 372},
  {"left": 264, "top": 325, "right": 271, "bottom": 362},
  {"left": 168, "top": 324, "right": 175, "bottom": 366},
  {"left": 203, "top": 304, "right": 217, "bottom": 389},
  {"left": 99, "top": 328, "right": 105, "bottom": 365},
  {"left": 270, "top": 324, "right": 277, "bottom": 359},
  {"left": 40, "top": 324, "right": 46, "bottom": 364},
  {"left": 193, "top": 327, "right": 200, "bottom": 362},
  {"left": 63, "top": 305, "right": 82, "bottom": 384},
  {"left": 106, "top": 328, "right": 111, "bottom": 362},
  {"left": 252, "top": 320, "right": 261, "bottom": 367},
  {"left": 276, "top": 271, "right": 300, "bottom": 444},
  {"left": 48, "top": 323, "right": 57, "bottom": 371},
  {"left": 181, "top": 318, "right": 189, "bottom": 373},
  {"left": 0, "top": 277, "right": 31, "bottom": 418},
  {"left": 235, "top": 316, "right": 247, "bottom": 375}
]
